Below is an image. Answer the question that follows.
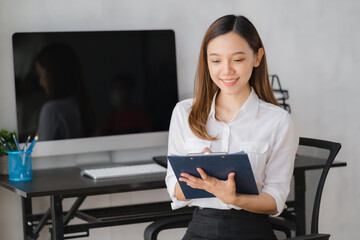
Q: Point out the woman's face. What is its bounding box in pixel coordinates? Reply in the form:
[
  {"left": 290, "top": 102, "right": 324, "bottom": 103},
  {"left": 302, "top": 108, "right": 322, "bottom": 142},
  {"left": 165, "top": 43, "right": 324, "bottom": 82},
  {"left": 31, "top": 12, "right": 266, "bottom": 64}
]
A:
[
  {"left": 207, "top": 32, "right": 263, "bottom": 97},
  {"left": 36, "top": 62, "right": 50, "bottom": 95}
]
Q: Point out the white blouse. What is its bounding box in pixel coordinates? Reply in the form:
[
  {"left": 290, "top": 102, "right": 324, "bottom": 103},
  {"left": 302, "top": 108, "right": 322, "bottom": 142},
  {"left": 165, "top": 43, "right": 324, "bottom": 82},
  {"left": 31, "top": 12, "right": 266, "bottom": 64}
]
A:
[{"left": 165, "top": 89, "right": 298, "bottom": 216}]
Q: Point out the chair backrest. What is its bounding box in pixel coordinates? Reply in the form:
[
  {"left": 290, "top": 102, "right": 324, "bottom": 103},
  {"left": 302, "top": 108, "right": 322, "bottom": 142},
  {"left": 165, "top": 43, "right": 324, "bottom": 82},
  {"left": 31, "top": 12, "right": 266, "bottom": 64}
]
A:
[{"left": 296, "top": 137, "right": 342, "bottom": 234}]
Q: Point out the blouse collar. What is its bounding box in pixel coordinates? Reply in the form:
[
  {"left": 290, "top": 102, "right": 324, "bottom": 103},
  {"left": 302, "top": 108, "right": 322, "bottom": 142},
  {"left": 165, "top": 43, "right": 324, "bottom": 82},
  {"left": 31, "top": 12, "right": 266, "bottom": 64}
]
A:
[{"left": 209, "top": 87, "right": 260, "bottom": 121}]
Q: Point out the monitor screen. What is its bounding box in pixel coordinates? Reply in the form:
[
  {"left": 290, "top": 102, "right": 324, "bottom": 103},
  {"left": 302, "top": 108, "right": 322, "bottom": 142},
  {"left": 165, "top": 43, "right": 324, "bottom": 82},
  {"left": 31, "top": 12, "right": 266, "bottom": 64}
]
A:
[{"left": 12, "top": 30, "right": 178, "bottom": 146}]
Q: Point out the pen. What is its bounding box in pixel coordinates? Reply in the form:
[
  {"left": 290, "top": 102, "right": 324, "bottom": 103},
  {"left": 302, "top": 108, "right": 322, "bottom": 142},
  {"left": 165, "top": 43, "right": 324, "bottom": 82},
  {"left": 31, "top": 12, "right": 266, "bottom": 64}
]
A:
[
  {"left": 27, "top": 135, "right": 38, "bottom": 152},
  {"left": 0, "top": 137, "right": 13, "bottom": 151},
  {"left": 13, "top": 134, "right": 20, "bottom": 151},
  {"left": 23, "top": 135, "right": 31, "bottom": 151},
  {"left": 0, "top": 138, "right": 9, "bottom": 151}
]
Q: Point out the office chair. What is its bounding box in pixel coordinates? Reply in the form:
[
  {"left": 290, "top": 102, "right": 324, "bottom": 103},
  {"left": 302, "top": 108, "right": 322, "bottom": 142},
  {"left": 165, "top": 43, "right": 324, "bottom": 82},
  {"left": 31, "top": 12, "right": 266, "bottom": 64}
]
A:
[
  {"left": 272, "top": 137, "right": 342, "bottom": 238},
  {"left": 144, "top": 137, "right": 342, "bottom": 240}
]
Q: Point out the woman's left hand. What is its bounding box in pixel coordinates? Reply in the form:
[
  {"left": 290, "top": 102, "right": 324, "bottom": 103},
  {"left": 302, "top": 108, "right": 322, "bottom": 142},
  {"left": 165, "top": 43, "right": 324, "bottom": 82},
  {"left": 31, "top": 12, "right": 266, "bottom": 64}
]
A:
[{"left": 179, "top": 168, "right": 236, "bottom": 204}]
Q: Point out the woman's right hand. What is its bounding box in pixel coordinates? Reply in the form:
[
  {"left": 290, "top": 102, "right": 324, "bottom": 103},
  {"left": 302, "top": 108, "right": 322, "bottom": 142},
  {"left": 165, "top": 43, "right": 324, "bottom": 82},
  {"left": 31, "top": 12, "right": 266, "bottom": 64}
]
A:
[{"left": 201, "top": 147, "right": 212, "bottom": 154}]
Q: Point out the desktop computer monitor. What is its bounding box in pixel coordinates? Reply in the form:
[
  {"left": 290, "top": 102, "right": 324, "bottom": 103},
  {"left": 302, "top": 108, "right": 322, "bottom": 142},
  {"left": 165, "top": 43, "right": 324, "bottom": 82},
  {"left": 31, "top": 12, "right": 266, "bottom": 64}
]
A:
[{"left": 12, "top": 30, "right": 178, "bottom": 157}]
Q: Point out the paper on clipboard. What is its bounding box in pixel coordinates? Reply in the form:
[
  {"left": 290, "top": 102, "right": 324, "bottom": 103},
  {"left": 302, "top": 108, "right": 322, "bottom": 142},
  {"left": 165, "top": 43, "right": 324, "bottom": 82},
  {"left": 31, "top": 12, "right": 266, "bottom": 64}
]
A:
[{"left": 167, "top": 152, "right": 258, "bottom": 199}]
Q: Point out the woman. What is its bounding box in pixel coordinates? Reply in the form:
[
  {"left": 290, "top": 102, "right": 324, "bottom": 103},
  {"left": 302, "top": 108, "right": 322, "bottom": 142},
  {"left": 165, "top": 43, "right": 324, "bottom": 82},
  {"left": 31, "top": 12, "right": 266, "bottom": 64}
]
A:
[
  {"left": 36, "top": 43, "right": 94, "bottom": 140},
  {"left": 165, "top": 15, "right": 298, "bottom": 239}
]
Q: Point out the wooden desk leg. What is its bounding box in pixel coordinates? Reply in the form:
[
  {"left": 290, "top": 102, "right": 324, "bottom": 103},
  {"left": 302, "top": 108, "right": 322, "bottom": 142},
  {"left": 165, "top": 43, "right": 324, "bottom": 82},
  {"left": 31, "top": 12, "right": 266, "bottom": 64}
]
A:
[
  {"left": 294, "top": 171, "right": 306, "bottom": 236},
  {"left": 22, "top": 197, "right": 33, "bottom": 240},
  {"left": 50, "top": 196, "right": 64, "bottom": 240}
]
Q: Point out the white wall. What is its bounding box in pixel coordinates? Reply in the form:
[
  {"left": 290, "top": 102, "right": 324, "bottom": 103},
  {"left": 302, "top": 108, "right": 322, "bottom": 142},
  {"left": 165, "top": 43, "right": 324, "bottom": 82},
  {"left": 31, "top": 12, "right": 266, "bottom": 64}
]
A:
[{"left": 0, "top": 0, "right": 359, "bottom": 239}]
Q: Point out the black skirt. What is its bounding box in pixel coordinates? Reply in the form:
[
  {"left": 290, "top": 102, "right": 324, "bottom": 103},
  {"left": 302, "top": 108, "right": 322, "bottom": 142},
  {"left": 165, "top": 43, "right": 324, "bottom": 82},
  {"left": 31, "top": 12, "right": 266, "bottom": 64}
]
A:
[{"left": 182, "top": 207, "right": 276, "bottom": 240}]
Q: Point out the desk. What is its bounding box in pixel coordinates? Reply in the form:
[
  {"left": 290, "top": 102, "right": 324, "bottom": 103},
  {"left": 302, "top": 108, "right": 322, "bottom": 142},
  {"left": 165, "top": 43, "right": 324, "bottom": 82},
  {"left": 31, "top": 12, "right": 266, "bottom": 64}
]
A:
[
  {"left": 0, "top": 165, "right": 193, "bottom": 240},
  {"left": 0, "top": 158, "right": 346, "bottom": 240}
]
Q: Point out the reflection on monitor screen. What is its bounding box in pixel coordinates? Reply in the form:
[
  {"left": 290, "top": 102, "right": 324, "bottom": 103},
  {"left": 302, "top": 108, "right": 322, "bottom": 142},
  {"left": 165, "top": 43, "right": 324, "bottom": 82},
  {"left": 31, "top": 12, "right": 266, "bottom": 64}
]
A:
[{"left": 12, "top": 30, "right": 178, "bottom": 157}]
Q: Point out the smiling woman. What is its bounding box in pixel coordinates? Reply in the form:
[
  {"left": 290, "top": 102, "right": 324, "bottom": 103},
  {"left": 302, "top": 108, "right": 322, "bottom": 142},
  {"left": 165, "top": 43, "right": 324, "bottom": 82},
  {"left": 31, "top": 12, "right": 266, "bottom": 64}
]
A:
[
  {"left": 207, "top": 32, "right": 264, "bottom": 122},
  {"left": 189, "top": 15, "right": 279, "bottom": 141},
  {"left": 165, "top": 15, "right": 298, "bottom": 240}
]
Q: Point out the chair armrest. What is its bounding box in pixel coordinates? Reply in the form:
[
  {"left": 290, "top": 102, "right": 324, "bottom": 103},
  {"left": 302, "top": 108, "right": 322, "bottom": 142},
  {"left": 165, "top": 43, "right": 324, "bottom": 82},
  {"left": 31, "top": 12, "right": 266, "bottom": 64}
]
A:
[
  {"left": 144, "top": 214, "right": 192, "bottom": 240},
  {"left": 287, "top": 233, "right": 330, "bottom": 240}
]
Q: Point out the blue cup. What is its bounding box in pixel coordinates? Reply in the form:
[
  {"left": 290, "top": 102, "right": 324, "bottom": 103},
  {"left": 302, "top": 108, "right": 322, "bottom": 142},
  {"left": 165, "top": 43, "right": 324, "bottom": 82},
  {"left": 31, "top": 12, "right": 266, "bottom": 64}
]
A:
[{"left": 7, "top": 150, "right": 33, "bottom": 181}]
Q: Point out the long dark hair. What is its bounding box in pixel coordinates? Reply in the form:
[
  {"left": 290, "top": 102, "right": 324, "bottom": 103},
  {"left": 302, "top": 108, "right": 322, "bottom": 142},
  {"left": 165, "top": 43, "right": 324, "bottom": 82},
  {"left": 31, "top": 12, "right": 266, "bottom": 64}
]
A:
[
  {"left": 36, "top": 43, "right": 83, "bottom": 100},
  {"left": 189, "top": 15, "right": 279, "bottom": 140}
]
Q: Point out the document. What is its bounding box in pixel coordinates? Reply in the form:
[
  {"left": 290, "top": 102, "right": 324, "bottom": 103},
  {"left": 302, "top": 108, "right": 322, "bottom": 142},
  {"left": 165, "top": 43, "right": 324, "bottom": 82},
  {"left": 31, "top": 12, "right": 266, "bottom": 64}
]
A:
[{"left": 167, "top": 152, "right": 258, "bottom": 199}]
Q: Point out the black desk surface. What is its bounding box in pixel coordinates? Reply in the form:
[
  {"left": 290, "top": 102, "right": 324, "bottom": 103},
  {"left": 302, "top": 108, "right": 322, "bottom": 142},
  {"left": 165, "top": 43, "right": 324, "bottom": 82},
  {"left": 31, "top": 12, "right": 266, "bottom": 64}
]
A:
[
  {"left": 0, "top": 166, "right": 166, "bottom": 198},
  {"left": 294, "top": 155, "right": 346, "bottom": 171},
  {"left": 0, "top": 157, "right": 346, "bottom": 199}
]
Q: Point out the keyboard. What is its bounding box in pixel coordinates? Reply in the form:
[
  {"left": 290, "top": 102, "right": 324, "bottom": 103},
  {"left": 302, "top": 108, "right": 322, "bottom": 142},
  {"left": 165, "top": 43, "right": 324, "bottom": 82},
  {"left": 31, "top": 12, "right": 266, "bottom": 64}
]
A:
[{"left": 81, "top": 163, "right": 167, "bottom": 180}]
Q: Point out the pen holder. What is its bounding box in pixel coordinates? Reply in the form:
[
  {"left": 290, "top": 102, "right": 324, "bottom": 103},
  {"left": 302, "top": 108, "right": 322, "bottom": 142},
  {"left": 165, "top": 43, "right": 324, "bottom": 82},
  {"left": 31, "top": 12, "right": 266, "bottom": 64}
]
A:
[{"left": 7, "top": 150, "right": 33, "bottom": 181}]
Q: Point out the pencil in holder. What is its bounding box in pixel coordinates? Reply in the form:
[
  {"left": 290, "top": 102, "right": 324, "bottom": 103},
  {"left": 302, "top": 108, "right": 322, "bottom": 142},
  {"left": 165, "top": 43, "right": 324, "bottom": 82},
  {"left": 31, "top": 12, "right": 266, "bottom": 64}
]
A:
[{"left": 7, "top": 150, "right": 33, "bottom": 181}]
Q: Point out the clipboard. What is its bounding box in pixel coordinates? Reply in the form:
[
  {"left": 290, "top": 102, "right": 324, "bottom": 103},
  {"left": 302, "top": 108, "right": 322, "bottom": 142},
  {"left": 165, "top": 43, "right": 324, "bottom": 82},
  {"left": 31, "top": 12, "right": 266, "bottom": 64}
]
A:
[{"left": 167, "top": 152, "right": 259, "bottom": 199}]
